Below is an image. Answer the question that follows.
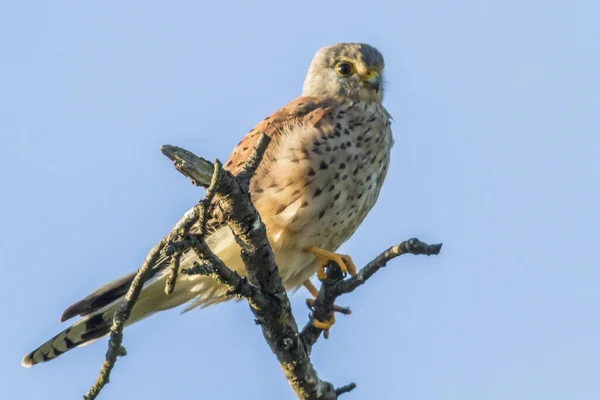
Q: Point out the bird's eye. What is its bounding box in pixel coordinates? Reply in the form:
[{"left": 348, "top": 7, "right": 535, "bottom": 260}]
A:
[{"left": 335, "top": 62, "right": 354, "bottom": 76}]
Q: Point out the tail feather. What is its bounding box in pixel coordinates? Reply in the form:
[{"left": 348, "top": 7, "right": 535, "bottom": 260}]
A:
[
  {"left": 22, "top": 310, "right": 112, "bottom": 367},
  {"left": 22, "top": 225, "right": 242, "bottom": 367}
]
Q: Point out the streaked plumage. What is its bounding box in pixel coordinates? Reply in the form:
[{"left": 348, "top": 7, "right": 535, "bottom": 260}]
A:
[{"left": 22, "top": 43, "right": 393, "bottom": 367}]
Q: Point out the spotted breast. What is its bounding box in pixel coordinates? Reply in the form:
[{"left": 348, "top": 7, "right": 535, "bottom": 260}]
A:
[{"left": 236, "top": 98, "right": 393, "bottom": 289}]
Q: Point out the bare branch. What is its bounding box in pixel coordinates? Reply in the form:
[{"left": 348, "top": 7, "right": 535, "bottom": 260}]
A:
[
  {"left": 160, "top": 145, "right": 215, "bottom": 187},
  {"left": 339, "top": 238, "right": 441, "bottom": 294},
  {"left": 164, "top": 160, "right": 223, "bottom": 295},
  {"left": 84, "top": 154, "right": 228, "bottom": 399},
  {"left": 237, "top": 133, "right": 271, "bottom": 184},
  {"left": 164, "top": 255, "right": 180, "bottom": 295},
  {"left": 198, "top": 160, "right": 222, "bottom": 235},
  {"left": 180, "top": 237, "right": 270, "bottom": 310},
  {"left": 83, "top": 238, "right": 168, "bottom": 400},
  {"left": 301, "top": 238, "right": 443, "bottom": 349},
  {"left": 335, "top": 383, "right": 357, "bottom": 396}
]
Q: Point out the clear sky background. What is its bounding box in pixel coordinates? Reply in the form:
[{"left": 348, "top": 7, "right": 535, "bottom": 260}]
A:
[{"left": 1, "top": 1, "right": 598, "bottom": 399}]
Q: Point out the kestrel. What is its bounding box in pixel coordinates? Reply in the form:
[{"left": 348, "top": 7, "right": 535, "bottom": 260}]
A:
[{"left": 22, "top": 43, "right": 393, "bottom": 367}]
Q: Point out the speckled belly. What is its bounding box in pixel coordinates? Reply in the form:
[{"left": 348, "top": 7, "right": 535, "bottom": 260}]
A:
[{"left": 250, "top": 101, "right": 393, "bottom": 288}]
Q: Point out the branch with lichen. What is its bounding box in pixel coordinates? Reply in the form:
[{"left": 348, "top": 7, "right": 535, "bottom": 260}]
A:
[
  {"left": 82, "top": 152, "right": 226, "bottom": 400},
  {"left": 83, "top": 136, "right": 442, "bottom": 400},
  {"left": 82, "top": 237, "right": 168, "bottom": 400}
]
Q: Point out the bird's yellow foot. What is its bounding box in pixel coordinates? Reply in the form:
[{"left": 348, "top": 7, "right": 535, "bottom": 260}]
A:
[
  {"left": 312, "top": 310, "right": 336, "bottom": 331},
  {"left": 306, "top": 246, "right": 357, "bottom": 281},
  {"left": 303, "top": 280, "right": 351, "bottom": 337}
]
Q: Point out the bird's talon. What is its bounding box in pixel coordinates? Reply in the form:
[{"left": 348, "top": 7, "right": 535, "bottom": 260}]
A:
[
  {"left": 308, "top": 246, "right": 357, "bottom": 280},
  {"left": 312, "top": 313, "right": 336, "bottom": 330},
  {"left": 304, "top": 280, "right": 347, "bottom": 337},
  {"left": 316, "top": 268, "right": 328, "bottom": 281},
  {"left": 341, "top": 255, "right": 357, "bottom": 276}
]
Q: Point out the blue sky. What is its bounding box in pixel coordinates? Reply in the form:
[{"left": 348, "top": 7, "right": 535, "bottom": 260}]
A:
[{"left": 2, "top": 0, "right": 599, "bottom": 399}]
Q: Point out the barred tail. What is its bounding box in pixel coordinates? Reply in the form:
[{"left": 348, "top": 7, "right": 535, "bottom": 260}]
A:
[
  {"left": 22, "top": 225, "right": 241, "bottom": 367},
  {"left": 21, "top": 309, "right": 113, "bottom": 367}
]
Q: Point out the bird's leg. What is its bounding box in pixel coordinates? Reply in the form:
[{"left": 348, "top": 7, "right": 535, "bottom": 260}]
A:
[
  {"left": 304, "top": 278, "right": 320, "bottom": 298},
  {"left": 303, "top": 280, "right": 352, "bottom": 335},
  {"left": 306, "top": 245, "right": 357, "bottom": 281}
]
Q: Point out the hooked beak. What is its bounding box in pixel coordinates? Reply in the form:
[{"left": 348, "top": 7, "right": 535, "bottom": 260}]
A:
[{"left": 362, "top": 71, "right": 381, "bottom": 93}]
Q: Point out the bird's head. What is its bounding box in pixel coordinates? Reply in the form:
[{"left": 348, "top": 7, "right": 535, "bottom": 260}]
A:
[{"left": 302, "top": 43, "right": 385, "bottom": 103}]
